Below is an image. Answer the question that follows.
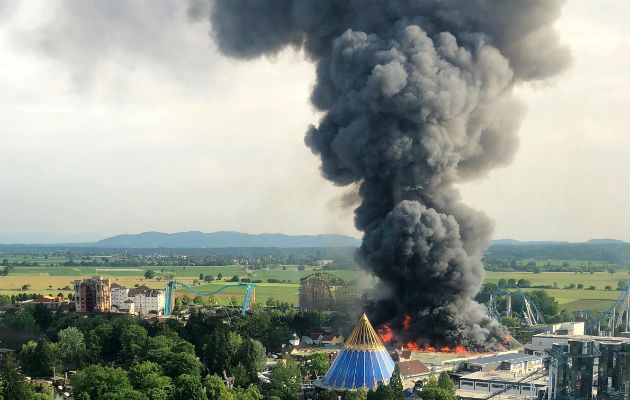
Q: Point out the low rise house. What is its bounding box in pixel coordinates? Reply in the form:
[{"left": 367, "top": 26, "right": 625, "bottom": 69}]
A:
[
  {"left": 31, "top": 297, "right": 65, "bottom": 310},
  {"left": 321, "top": 333, "right": 344, "bottom": 347},
  {"left": 398, "top": 360, "right": 431, "bottom": 381}
]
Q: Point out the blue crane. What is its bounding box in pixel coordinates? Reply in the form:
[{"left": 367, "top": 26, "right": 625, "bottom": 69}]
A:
[{"left": 164, "top": 281, "right": 256, "bottom": 316}]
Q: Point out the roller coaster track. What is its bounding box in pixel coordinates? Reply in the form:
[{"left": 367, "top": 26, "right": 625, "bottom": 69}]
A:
[
  {"left": 577, "top": 277, "right": 630, "bottom": 334},
  {"left": 479, "top": 283, "right": 546, "bottom": 326},
  {"left": 163, "top": 281, "right": 256, "bottom": 316}
]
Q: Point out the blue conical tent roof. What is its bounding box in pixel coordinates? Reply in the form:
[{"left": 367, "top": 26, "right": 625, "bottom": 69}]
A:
[{"left": 321, "top": 313, "right": 395, "bottom": 390}]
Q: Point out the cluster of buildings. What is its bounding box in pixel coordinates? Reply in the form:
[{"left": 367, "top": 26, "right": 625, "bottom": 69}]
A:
[
  {"left": 300, "top": 317, "right": 629, "bottom": 400},
  {"left": 73, "top": 276, "right": 166, "bottom": 315}
]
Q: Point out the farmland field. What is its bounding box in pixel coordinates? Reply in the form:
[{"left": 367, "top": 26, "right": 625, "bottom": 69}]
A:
[
  {"left": 0, "top": 264, "right": 627, "bottom": 313},
  {"left": 0, "top": 265, "right": 366, "bottom": 305},
  {"left": 484, "top": 271, "right": 628, "bottom": 312}
]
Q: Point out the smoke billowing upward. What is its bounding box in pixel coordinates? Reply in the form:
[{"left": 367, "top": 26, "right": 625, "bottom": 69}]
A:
[{"left": 207, "top": 1, "right": 570, "bottom": 350}]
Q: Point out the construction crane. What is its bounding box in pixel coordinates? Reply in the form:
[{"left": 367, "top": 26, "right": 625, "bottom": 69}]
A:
[
  {"left": 479, "top": 283, "right": 546, "bottom": 326},
  {"left": 163, "top": 281, "right": 256, "bottom": 316}
]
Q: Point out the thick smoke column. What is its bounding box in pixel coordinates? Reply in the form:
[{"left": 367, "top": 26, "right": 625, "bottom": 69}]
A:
[{"left": 207, "top": 1, "right": 569, "bottom": 350}]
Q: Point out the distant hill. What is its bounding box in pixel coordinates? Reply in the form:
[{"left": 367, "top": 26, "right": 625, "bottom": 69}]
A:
[{"left": 95, "top": 231, "right": 362, "bottom": 248}]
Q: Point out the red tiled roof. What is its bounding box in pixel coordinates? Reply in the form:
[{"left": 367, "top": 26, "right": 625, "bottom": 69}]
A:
[{"left": 33, "top": 297, "right": 61, "bottom": 303}]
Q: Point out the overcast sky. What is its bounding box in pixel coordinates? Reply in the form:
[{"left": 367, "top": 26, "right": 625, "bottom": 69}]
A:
[{"left": 0, "top": 0, "right": 628, "bottom": 243}]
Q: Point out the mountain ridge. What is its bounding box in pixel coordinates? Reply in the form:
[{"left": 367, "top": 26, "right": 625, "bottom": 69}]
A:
[{"left": 95, "top": 230, "right": 362, "bottom": 248}]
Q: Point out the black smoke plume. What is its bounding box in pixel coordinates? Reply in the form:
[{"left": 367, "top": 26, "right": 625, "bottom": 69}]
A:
[{"left": 207, "top": 1, "right": 570, "bottom": 350}]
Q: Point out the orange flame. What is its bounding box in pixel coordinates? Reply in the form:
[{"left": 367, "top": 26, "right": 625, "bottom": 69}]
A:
[
  {"left": 377, "top": 323, "right": 394, "bottom": 343},
  {"left": 402, "top": 342, "right": 472, "bottom": 355},
  {"left": 378, "top": 321, "right": 474, "bottom": 355}
]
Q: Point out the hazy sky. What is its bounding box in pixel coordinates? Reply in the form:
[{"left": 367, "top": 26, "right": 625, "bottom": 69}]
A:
[{"left": 0, "top": 0, "right": 628, "bottom": 243}]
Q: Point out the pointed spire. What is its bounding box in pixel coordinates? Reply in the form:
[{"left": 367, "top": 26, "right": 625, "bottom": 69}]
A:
[{"left": 344, "top": 313, "right": 386, "bottom": 350}]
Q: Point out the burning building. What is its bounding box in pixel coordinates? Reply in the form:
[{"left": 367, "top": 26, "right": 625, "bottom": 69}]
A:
[
  {"left": 74, "top": 276, "right": 111, "bottom": 313},
  {"left": 206, "top": 0, "right": 570, "bottom": 351},
  {"left": 317, "top": 313, "right": 395, "bottom": 391}
]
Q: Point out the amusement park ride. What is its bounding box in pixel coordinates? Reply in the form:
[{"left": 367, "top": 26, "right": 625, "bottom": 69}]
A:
[
  {"left": 575, "top": 278, "right": 630, "bottom": 335},
  {"left": 479, "top": 283, "right": 547, "bottom": 326},
  {"left": 163, "top": 281, "right": 256, "bottom": 316},
  {"left": 480, "top": 278, "right": 630, "bottom": 333}
]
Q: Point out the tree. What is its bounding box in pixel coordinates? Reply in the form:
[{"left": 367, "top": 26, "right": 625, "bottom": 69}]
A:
[
  {"left": 202, "top": 330, "right": 232, "bottom": 375},
  {"left": 418, "top": 374, "right": 457, "bottom": 400},
  {"left": 71, "top": 365, "right": 132, "bottom": 400},
  {"left": 203, "top": 374, "right": 236, "bottom": 400},
  {"left": 32, "top": 304, "right": 54, "bottom": 330},
  {"left": 19, "top": 340, "right": 60, "bottom": 377},
  {"left": 172, "top": 374, "right": 207, "bottom": 400},
  {"left": 618, "top": 280, "right": 628, "bottom": 291},
  {"left": 388, "top": 365, "right": 404, "bottom": 400},
  {"left": 437, "top": 373, "right": 455, "bottom": 394},
  {"left": 199, "top": 273, "right": 204, "bottom": 281},
  {"left": 128, "top": 362, "right": 172, "bottom": 400},
  {"left": 101, "top": 388, "right": 148, "bottom": 400},
  {"left": 0, "top": 352, "right": 36, "bottom": 400},
  {"left": 607, "top": 267, "right": 616, "bottom": 275},
  {"left": 237, "top": 338, "right": 266, "bottom": 384},
  {"left": 4, "top": 309, "right": 38, "bottom": 332},
  {"left": 58, "top": 327, "right": 87, "bottom": 370},
  {"left": 230, "top": 275, "right": 240, "bottom": 282},
  {"left": 301, "top": 352, "right": 329, "bottom": 378},
  {"left": 174, "top": 298, "right": 183, "bottom": 312},
  {"left": 144, "top": 270, "right": 155, "bottom": 279},
  {"left": 346, "top": 388, "right": 368, "bottom": 400},
  {"left": 497, "top": 278, "right": 506, "bottom": 287},
  {"left": 233, "top": 364, "right": 250, "bottom": 388},
  {"left": 517, "top": 279, "right": 531, "bottom": 288},
  {"left": 577, "top": 283, "right": 584, "bottom": 289},
  {"left": 120, "top": 324, "right": 148, "bottom": 360},
  {"left": 269, "top": 356, "right": 302, "bottom": 400},
  {"left": 234, "top": 385, "right": 263, "bottom": 400}
]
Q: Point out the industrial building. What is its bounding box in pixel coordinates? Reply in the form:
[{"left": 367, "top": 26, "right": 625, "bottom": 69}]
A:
[
  {"left": 74, "top": 276, "right": 111, "bottom": 313},
  {"left": 463, "top": 353, "right": 544, "bottom": 374},
  {"left": 458, "top": 370, "right": 548, "bottom": 399},
  {"left": 548, "top": 338, "right": 630, "bottom": 400}
]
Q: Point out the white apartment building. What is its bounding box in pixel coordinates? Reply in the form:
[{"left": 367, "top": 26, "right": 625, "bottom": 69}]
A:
[
  {"left": 111, "top": 285, "right": 130, "bottom": 309},
  {"left": 133, "top": 289, "right": 165, "bottom": 315},
  {"left": 110, "top": 284, "right": 165, "bottom": 315}
]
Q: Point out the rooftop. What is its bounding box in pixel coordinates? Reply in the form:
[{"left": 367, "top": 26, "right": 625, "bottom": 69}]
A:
[
  {"left": 466, "top": 353, "right": 542, "bottom": 366},
  {"left": 460, "top": 371, "right": 548, "bottom": 386},
  {"left": 398, "top": 360, "right": 430, "bottom": 377}
]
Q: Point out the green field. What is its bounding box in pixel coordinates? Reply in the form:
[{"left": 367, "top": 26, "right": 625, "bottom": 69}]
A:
[
  {"left": 0, "top": 264, "right": 627, "bottom": 314},
  {"left": 0, "top": 265, "right": 366, "bottom": 306},
  {"left": 484, "top": 271, "right": 628, "bottom": 312}
]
